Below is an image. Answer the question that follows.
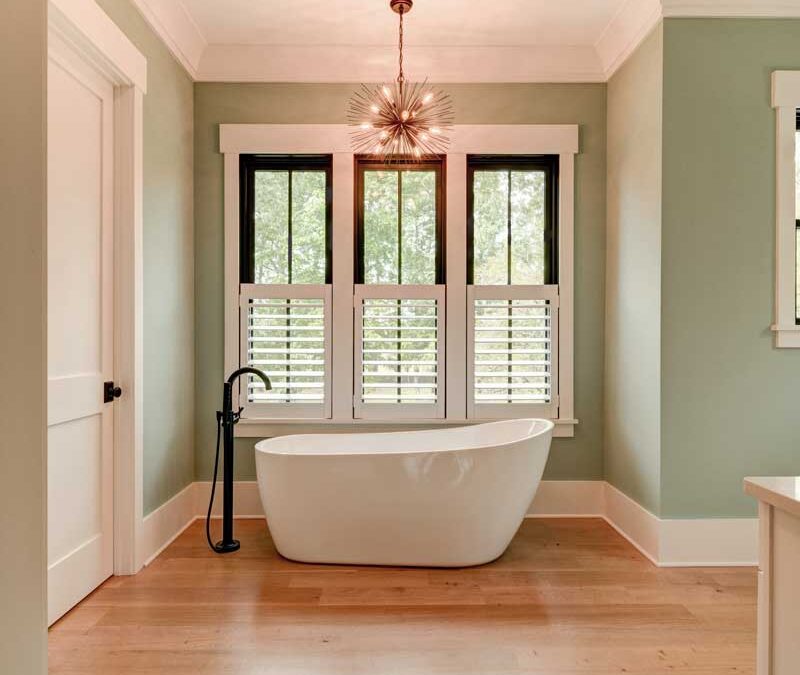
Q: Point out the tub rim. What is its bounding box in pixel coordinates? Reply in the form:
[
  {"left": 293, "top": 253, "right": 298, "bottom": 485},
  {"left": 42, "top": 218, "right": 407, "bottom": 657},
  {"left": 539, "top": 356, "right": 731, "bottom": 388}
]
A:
[{"left": 254, "top": 418, "right": 554, "bottom": 458}]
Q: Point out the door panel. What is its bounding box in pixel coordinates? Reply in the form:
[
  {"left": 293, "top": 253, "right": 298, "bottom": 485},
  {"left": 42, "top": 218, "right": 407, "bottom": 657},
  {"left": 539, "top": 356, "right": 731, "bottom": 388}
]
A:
[
  {"left": 48, "top": 416, "right": 103, "bottom": 566},
  {"left": 47, "top": 37, "right": 115, "bottom": 626}
]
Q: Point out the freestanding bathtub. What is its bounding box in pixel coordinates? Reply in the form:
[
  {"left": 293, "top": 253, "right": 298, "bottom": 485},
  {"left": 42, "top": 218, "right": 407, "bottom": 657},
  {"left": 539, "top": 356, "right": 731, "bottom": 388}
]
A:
[{"left": 254, "top": 418, "right": 554, "bottom": 567}]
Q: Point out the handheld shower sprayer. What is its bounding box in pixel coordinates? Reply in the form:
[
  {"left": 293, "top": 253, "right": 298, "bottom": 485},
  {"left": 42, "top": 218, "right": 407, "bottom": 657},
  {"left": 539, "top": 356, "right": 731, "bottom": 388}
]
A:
[{"left": 206, "top": 367, "right": 271, "bottom": 553}]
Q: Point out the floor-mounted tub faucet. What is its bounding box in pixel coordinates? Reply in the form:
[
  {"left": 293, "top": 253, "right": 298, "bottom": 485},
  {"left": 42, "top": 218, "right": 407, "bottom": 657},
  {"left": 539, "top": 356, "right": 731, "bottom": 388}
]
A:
[{"left": 206, "top": 367, "right": 271, "bottom": 553}]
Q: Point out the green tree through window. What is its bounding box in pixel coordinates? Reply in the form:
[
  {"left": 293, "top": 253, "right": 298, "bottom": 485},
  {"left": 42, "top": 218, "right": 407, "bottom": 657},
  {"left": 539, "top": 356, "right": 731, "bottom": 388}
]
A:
[
  {"left": 468, "top": 156, "right": 558, "bottom": 286},
  {"left": 357, "top": 158, "right": 443, "bottom": 285},
  {"left": 241, "top": 155, "right": 331, "bottom": 285}
]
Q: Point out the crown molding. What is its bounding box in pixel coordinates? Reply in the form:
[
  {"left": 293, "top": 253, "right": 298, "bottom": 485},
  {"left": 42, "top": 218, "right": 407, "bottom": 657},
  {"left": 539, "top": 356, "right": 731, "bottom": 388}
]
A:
[
  {"left": 596, "top": 0, "right": 662, "bottom": 79},
  {"left": 663, "top": 0, "right": 800, "bottom": 17},
  {"left": 129, "top": 0, "right": 206, "bottom": 79},
  {"left": 196, "top": 44, "right": 606, "bottom": 83},
  {"left": 123, "top": 0, "right": 800, "bottom": 85}
]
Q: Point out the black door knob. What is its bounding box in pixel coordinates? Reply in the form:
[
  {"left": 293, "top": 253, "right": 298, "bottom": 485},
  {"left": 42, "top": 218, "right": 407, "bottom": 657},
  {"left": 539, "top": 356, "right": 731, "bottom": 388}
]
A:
[{"left": 104, "top": 381, "right": 123, "bottom": 403}]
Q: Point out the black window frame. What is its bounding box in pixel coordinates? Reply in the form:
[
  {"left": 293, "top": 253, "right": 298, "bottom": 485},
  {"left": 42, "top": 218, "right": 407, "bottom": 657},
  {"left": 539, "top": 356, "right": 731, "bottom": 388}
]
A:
[
  {"left": 466, "top": 155, "right": 559, "bottom": 286},
  {"left": 239, "top": 154, "right": 333, "bottom": 285},
  {"left": 354, "top": 155, "right": 446, "bottom": 285},
  {"left": 795, "top": 111, "right": 800, "bottom": 325}
]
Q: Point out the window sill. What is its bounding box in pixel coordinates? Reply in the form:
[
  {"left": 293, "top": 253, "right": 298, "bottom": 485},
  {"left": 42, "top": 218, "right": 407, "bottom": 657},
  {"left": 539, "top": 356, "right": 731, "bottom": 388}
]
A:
[
  {"left": 771, "top": 324, "right": 800, "bottom": 348},
  {"left": 235, "top": 417, "right": 578, "bottom": 439}
]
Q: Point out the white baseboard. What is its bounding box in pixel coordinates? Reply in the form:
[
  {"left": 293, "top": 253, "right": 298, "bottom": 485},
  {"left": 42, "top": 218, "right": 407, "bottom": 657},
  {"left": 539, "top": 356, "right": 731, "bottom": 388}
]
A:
[
  {"left": 603, "top": 483, "right": 661, "bottom": 564},
  {"left": 139, "top": 479, "right": 758, "bottom": 569},
  {"left": 140, "top": 482, "right": 196, "bottom": 566},
  {"left": 602, "top": 483, "right": 758, "bottom": 567},
  {"left": 659, "top": 516, "right": 758, "bottom": 567}
]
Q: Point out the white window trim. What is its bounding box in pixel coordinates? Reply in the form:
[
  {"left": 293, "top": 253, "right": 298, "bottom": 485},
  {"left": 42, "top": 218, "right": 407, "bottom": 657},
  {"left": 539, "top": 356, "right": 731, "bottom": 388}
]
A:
[
  {"left": 220, "top": 124, "right": 578, "bottom": 436},
  {"left": 771, "top": 71, "right": 800, "bottom": 348}
]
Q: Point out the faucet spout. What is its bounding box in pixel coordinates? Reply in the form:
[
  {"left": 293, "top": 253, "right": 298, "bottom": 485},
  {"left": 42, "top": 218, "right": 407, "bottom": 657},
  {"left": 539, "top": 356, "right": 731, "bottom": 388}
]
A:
[
  {"left": 221, "top": 367, "right": 271, "bottom": 424},
  {"left": 227, "top": 366, "right": 271, "bottom": 391}
]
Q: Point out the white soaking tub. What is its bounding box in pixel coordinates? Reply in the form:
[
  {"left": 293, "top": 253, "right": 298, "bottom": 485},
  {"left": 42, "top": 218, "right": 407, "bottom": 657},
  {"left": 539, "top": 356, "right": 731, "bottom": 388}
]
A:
[{"left": 255, "top": 419, "right": 554, "bottom": 567}]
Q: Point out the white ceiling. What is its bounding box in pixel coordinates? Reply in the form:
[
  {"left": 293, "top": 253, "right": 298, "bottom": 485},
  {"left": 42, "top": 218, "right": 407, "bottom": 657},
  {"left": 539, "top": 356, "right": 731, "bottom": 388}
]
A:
[
  {"left": 180, "top": 0, "right": 626, "bottom": 48},
  {"left": 129, "top": 0, "right": 800, "bottom": 82}
]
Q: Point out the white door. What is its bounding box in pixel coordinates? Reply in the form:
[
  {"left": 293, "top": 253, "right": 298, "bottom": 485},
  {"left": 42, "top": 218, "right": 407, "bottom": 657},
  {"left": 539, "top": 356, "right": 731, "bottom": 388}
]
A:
[{"left": 47, "top": 37, "right": 115, "bottom": 626}]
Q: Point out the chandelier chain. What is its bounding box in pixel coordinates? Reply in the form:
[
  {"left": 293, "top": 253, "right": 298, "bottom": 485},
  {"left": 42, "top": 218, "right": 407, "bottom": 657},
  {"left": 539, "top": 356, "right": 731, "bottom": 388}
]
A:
[{"left": 398, "top": 10, "right": 404, "bottom": 83}]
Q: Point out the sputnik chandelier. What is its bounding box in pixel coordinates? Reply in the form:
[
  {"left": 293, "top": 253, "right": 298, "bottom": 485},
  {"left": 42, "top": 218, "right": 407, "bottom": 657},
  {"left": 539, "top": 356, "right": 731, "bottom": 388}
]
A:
[{"left": 348, "top": 0, "right": 454, "bottom": 160}]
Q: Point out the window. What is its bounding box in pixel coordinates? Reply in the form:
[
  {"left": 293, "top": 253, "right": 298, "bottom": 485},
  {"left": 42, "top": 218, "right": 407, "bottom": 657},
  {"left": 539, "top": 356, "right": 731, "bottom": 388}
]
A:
[
  {"left": 222, "top": 124, "right": 578, "bottom": 434},
  {"left": 239, "top": 156, "right": 333, "bottom": 417},
  {"left": 355, "top": 158, "right": 444, "bottom": 285},
  {"left": 796, "top": 112, "right": 800, "bottom": 324},
  {"left": 240, "top": 155, "right": 332, "bottom": 285},
  {"left": 354, "top": 158, "right": 446, "bottom": 418},
  {"left": 770, "top": 73, "right": 800, "bottom": 347},
  {"left": 467, "top": 156, "right": 557, "bottom": 285},
  {"left": 467, "top": 156, "right": 560, "bottom": 418}
]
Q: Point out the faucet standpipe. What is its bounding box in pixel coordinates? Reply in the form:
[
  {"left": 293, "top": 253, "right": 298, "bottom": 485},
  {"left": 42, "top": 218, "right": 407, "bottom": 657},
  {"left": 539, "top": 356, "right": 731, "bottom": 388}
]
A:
[{"left": 207, "top": 367, "right": 271, "bottom": 554}]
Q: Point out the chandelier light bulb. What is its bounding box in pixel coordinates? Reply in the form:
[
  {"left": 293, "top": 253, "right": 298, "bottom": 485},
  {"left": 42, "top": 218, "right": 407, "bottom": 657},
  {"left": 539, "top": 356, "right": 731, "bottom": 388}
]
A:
[{"left": 347, "top": 0, "right": 453, "bottom": 161}]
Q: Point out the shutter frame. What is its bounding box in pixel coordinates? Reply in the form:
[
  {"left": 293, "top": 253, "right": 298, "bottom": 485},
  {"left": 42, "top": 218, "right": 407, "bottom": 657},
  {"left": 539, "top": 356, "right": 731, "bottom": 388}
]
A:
[
  {"left": 353, "top": 284, "right": 446, "bottom": 420},
  {"left": 467, "top": 284, "right": 559, "bottom": 420},
  {"left": 239, "top": 283, "right": 332, "bottom": 419}
]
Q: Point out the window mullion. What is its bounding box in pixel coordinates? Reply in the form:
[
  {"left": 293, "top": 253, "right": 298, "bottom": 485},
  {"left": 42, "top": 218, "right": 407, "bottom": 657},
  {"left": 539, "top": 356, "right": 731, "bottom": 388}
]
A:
[
  {"left": 396, "top": 171, "right": 403, "bottom": 403},
  {"left": 506, "top": 170, "right": 512, "bottom": 404},
  {"left": 287, "top": 170, "right": 293, "bottom": 284},
  {"left": 507, "top": 170, "right": 512, "bottom": 286},
  {"left": 286, "top": 171, "right": 293, "bottom": 402},
  {"left": 397, "top": 170, "right": 403, "bottom": 285}
]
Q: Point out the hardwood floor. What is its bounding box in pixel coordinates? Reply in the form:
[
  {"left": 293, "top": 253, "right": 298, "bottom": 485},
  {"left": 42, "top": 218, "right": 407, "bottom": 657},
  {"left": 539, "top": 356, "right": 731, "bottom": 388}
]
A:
[{"left": 49, "top": 518, "right": 756, "bottom": 674}]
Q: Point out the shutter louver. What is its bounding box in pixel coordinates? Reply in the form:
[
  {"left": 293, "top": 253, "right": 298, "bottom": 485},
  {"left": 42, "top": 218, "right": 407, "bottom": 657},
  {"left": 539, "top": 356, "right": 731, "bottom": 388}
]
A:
[
  {"left": 354, "top": 285, "right": 446, "bottom": 419},
  {"left": 240, "top": 284, "right": 332, "bottom": 419},
  {"left": 468, "top": 285, "right": 559, "bottom": 419}
]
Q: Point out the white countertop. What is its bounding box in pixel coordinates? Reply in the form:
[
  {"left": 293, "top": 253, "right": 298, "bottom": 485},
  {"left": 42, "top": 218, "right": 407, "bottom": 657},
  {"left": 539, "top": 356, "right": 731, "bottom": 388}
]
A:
[{"left": 744, "top": 477, "right": 800, "bottom": 518}]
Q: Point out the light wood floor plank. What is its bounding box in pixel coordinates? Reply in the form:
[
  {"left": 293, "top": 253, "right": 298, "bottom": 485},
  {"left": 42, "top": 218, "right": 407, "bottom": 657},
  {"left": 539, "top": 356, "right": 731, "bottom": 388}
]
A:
[{"left": 49, "top": 518, "right": 756, "bottom": 674}]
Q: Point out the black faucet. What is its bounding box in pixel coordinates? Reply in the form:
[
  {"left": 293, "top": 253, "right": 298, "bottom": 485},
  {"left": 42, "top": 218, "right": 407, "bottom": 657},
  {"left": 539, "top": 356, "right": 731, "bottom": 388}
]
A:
[
  {"left": 210, "top": 367, "right": 271, "bottom": 553},
  {"left": 221, "top": 366, "right": 272, "bottom": 427}
]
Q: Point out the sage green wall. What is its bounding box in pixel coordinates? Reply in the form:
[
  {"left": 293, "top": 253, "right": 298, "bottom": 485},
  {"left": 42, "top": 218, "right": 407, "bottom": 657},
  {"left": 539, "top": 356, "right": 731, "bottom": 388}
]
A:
[
  {"left": 661, "top": 18, "right": 800, "bottom": 518},
  {"left": 0, "top": 0, "right": 47, "bottom": 671},
  {"left": 194, "top": 83, "right": 607, "bottom": 481},
  {"left": 605, "top": 25, "right": 663, "bottom": 515},
  {"left": 96, "top": 0, "right": 195, "bottom": 515}
]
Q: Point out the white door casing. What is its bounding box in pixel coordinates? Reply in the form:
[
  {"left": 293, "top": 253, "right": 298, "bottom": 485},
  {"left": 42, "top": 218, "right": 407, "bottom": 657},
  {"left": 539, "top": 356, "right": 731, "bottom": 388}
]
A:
[{"left": 47, "top": 35, "right": 115, "bottom": 626}]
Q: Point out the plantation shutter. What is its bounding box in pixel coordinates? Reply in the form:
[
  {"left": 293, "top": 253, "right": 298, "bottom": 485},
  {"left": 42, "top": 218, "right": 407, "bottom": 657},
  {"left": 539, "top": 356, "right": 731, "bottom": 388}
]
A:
[
  {"left": 240, "top": 284, "right": 332, "bottom": 419},
  {"left": 354, "top": 285, "right": 446, "bottom": 420},
  {"left": 467, "top": 285, "right": 559, "bottom": 419}
]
